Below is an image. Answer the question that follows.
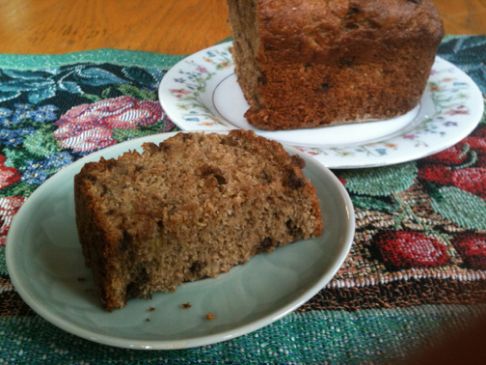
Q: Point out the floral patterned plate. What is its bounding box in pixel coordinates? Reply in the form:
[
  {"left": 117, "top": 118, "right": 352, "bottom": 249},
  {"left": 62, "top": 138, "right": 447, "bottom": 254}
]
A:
[
  {"left": 6, "top": 132, "right": 354, "bottom": 350},
  {"left": 158, "top": 42, "right": 484, "bottom": 169}
]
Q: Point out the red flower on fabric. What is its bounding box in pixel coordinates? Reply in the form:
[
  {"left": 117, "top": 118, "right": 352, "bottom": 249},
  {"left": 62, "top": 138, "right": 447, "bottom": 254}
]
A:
[
  {"left": 53, "top": 96, "right": 163, "bottom": 152},
  {"left": 423, "top": 144, "right": 469, "bottom": 165},
  {"left": 0, "top": 196, "right": 25, "bottom": 245},
  {"left": 0, "top": 155, "right": 21, "bottom": 190},
  {"left": 418, "top": 166, "right": 486, "bottom": 199},
  {"left": 452, "top": 233, "right": 486, "bottom": 270},
  {"left": 423, "top": 125, "right": 486, "bottom": 166},
  {"left": 464, "top": 136, "right": 486, "bottom": 152},
  {"left": 374, "top": 230, "right": 450, "bottom": 270},
  {"left": 419, "top": 124, "right": 486, "bottom": 199},
  {"left": 450, "top": 168, "right": 486, "bottom": 198},
  {"left": 418, "top": 165, "right": 453, "bottom": 186},
  {"left": 337, "top": 176, "right": 347, "bottom": 186}
]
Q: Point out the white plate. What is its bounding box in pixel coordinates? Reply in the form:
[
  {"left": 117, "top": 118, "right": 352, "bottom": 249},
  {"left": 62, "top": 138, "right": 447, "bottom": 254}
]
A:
[
  {"left": 159, "top": 42, "right": 484, "bottom": 169},
  {"left": 6, "top": 132, "right": 355, "bottom": 350}
]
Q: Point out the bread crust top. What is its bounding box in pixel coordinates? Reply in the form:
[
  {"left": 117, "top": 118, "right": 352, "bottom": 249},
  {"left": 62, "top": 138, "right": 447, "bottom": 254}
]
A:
[{"left": 256, "top": 0, "right": 443, "bottom": 63}]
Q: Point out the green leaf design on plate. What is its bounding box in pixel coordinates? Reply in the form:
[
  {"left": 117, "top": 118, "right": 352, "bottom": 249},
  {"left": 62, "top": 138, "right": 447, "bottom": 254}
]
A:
[
  {"left": 23, "top": 128, "right": 60, "bottom": 158},
  {"left": 341, "top": 163, "right": 418, "bottom": 196},
  {"left": 431, "top": 186, "right": 486, "bottom": 230},
  {"left": 117, "top": 84, "right": 156, "bottom": 100}
]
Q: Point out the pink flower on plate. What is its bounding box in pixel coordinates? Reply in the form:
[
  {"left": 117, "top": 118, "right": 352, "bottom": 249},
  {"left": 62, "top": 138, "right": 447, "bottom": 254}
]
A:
[
  {"left": 0, "top": 196, "right": 25, "bottom": 246},
  {"left": 54, "top": 96, "right": 163, "bottom": 153},
  {"left": 170, "top": 88, "right": 191, "bottom": 98},
  {"left": 445, "top": 105, "right": 469, "bottom": 116}
]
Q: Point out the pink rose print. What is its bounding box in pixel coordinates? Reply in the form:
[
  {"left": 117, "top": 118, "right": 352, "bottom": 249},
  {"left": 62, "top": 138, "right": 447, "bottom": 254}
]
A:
[
  {"left": 0, "top": 155, "right": 21, "bottom": 190},
  {"left": 0, "top": 196, "right": 25, "bottom": 245},
  {"left": 54, "top": 96, "right": 163, "bottom": 152}
]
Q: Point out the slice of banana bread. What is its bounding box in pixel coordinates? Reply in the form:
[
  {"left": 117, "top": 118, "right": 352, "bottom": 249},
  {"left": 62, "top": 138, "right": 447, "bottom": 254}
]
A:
[{"left": 75, "top": 131, "right": 323, "bottom": 310}]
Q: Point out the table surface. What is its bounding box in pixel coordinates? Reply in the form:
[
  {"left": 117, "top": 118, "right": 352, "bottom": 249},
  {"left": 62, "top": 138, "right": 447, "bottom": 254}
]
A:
[{"left": 0, "top": 0, "right": 484, "bottom": 55}]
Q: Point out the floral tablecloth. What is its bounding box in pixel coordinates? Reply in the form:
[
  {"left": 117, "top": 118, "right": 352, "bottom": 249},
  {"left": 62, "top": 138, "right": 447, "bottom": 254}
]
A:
[{"left": 1, "top": 36, "right": 485, "bottom": 364}]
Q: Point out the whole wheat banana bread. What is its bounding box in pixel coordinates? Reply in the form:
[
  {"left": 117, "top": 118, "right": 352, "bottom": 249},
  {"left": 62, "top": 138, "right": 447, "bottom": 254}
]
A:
[
  {"left": 75, "top": 131, "right": 323, "bottom": 310},
  {"left": 227, "top": 0, "right": 443, "bottom": 130}
]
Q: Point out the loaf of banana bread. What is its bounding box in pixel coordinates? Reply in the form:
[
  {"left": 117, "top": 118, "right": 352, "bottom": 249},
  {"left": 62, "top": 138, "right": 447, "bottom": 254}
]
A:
[
  {"left": 75, "top": 131, "right": 323, "bottom": 310},
  {"left": 227, "top": 0, "right": 443, "bottom": 130}
]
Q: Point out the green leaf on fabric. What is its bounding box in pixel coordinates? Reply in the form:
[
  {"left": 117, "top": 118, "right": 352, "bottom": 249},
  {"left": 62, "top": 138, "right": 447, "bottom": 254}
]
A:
[
  {"left": 431, "top": 186, "right": 486, "bottom": 230},
  {"left": 122, "top": 67, "right": 155, "bottom": 86},
  {"left": 423, "top": 182, "right": 442, "bottom": 201},
  {"left": 341, "top": 163, "right": 418, "bottom": 196},
  {"left": 112, "top": 122, "right": 162, "bottom": 143},
  {"left": 75, "top": 67, "right": 125, "bottom": 86},
  {"left": 351, "top": 195, "right": 400, "bottom": 213},
  {"left": 117, "top": 84, "right": 156, "bottom": 100},
  {"left": 3, "top": 148, "right": 30, "bottom": 169},
  {"left": 58, "top": 80, "right": 82, "bottom": 94},
  {"left": 0, "top": 248, "right": 6, "bottom": 275},
  {"left": 23, "top": 128, "right": 60, "bottom": 158},
  {"left": 27, "top": 86, "right": 56, "bottom": 104},
  {"left": 0, "top": 90, "right": 21, "bottom": 103},
  {"left": 0, "top": 181, "right": 36, "bottom": 198},
  {"left": 101, "top": 87, "right": 113, "bottom": 99},
  {"left": 83, "top": 93, "right": 101, "bottom": 102}
]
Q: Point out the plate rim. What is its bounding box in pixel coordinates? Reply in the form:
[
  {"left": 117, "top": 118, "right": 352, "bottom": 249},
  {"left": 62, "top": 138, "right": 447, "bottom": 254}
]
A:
[
  {"left": 6, "top": 131, "right": 355, "bottom": 350},
  {"left": 158, "top": 41, "right": 484, "bottom": 169}
]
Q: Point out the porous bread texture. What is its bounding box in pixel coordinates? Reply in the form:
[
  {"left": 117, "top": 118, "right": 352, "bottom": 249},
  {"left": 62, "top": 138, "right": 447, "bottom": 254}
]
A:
[
  {"left": 227, "top": 0, "right": 444, "bottom": 130},
  {"left": 75, "top": 131, "right": 323, "bottom": 310}
]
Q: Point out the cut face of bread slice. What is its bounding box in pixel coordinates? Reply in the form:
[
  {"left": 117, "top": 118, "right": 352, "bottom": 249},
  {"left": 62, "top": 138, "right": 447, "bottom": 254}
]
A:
[{"left": 74, "top": 131, "right": 323, "bottom": 310}]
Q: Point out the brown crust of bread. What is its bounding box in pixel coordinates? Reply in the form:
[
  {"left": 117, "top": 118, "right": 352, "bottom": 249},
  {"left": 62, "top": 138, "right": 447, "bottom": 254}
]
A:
[
  {"left": 227, "top": 0, "right": 443, "bottom": 130},
  {"left": 75, "top": 131, "right": 323, "bottom": 310},
  {"left": 75, "top": 163, "right": 123, "bottom": 310}
]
